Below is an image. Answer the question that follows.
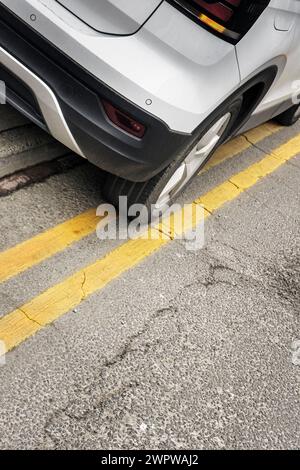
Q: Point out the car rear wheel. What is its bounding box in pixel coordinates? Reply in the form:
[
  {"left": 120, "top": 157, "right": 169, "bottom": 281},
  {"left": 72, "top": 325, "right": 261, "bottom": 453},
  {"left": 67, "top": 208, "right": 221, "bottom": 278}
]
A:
[
  {"left": 103, "top": 97, "right": 243, "bottom": 215},
  {"left": 275, "top": 104, "right": 300, "bottom": 127},
  {"left": 154, "top": 112, "right": 231, "bottom": 212}
]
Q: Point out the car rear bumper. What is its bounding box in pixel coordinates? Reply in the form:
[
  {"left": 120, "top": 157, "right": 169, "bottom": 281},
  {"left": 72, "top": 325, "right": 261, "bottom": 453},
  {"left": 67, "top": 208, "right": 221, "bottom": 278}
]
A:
[
  {"left": 0, "top": 4, "right": 191, "bottom": 181},
  {"left": 0, "top": 46, "right": 84, "bottom": 157}
]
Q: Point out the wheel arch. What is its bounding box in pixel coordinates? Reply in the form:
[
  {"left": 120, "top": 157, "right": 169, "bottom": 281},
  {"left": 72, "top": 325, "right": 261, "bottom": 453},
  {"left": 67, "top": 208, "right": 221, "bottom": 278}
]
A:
[{"left": 219, "top": 65, "right": 279, "bottom": 137}]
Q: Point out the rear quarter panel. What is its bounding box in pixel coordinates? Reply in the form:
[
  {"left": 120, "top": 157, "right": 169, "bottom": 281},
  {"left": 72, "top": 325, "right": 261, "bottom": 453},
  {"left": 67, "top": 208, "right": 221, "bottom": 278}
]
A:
[{"left": 237, "top": 0, "right": 300, "bottom": 125}]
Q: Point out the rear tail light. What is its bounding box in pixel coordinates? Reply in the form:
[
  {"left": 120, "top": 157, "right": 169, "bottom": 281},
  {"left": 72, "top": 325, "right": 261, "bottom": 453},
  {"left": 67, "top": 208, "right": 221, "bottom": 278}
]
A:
[
  {"left": 170, "top": 0, "right": 271, "bottom": 43},
  {"left": 102, "top": 100, "right": 146, "bottom": 138}
]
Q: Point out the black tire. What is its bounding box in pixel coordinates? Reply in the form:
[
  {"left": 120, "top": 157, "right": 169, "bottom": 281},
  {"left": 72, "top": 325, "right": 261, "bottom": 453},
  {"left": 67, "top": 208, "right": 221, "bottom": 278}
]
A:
[
  {"left": 275, "top": 104, "right": 300, "bottom": 127},
  {"left": 103, "top": 97, "right": 243, "bottom": 213}
]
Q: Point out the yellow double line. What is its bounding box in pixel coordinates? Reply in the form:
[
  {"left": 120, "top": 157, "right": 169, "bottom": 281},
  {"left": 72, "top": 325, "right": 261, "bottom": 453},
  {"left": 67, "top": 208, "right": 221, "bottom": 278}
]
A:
[
  {"left": 0, "top": 122, "right": 281, "bottom": 285},
  {"left": 1, "top": 122, "right": 299, "bottom": 356}
]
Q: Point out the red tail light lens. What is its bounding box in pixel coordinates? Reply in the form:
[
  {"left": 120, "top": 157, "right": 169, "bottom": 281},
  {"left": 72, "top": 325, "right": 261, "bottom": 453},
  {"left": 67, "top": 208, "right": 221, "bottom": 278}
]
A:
[
  {"left": 170, "top": 0, "right": 271, "bottom": 43},
  {"left": 102, "top": 100, "right": 146, "bottom": 139},
  {"left": 195, "top": 0, "right": 236, "bottom": 23}
]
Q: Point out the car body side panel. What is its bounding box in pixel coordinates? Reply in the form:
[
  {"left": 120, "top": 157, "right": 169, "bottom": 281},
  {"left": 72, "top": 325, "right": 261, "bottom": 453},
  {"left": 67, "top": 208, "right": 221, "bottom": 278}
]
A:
[
  {"left": 0, "top": 0, "right": 240, "bottom": 133},
  {"left": 237, "top": 0, "right": 300, "bottom": 129}
]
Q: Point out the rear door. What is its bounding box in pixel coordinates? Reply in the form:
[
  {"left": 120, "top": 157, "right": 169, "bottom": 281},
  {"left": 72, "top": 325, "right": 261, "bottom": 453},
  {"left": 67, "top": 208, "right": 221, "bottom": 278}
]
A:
[
  {"left": 57, "top": 0, "right": 163, "bottom": 35},
  {"left": 271, "top": 0, "right": 300, "bottom": 110},
  {"left": 237, "top": 0, "right": 300, "bottom": 113}
]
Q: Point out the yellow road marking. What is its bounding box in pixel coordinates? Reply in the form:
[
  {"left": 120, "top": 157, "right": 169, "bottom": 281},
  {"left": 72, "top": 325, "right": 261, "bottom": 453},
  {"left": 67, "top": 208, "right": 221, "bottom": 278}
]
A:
[
  {"left": 0, "top": 209, "right": 100, "bottom": 284},
  {"left": 201, "top": 122, "right": 282, "bottom": 173},
  {"left": 0, "top": 123, "right": 282, "bottom": 286},
  {"left": 0, "top": 236, "right": 169, "bottom": 353},
  {"left": 0, "top": 131, "right": 299, "bottom": 356}
]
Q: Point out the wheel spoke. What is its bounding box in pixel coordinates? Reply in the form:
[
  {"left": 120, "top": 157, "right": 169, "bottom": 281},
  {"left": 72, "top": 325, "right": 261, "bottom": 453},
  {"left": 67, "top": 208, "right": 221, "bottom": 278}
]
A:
[
  {"left": 156, "top": 164, "right": 185, "bottom": 207},
  {"left": 155, "top": 112, "right": 232, "bottom": 210}
]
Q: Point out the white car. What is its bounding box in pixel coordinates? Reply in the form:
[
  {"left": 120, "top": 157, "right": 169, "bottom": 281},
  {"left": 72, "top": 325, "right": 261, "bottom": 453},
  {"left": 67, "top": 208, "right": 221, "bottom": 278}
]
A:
[{"left": 0, "top": 0, "right": 299, "bottom": 212}]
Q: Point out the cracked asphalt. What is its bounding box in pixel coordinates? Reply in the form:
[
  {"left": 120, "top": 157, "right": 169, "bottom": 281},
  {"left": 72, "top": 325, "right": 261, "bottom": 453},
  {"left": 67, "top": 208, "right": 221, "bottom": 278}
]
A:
[{"left": 0, "top": 121, "right": 299, "bottom": 450}]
